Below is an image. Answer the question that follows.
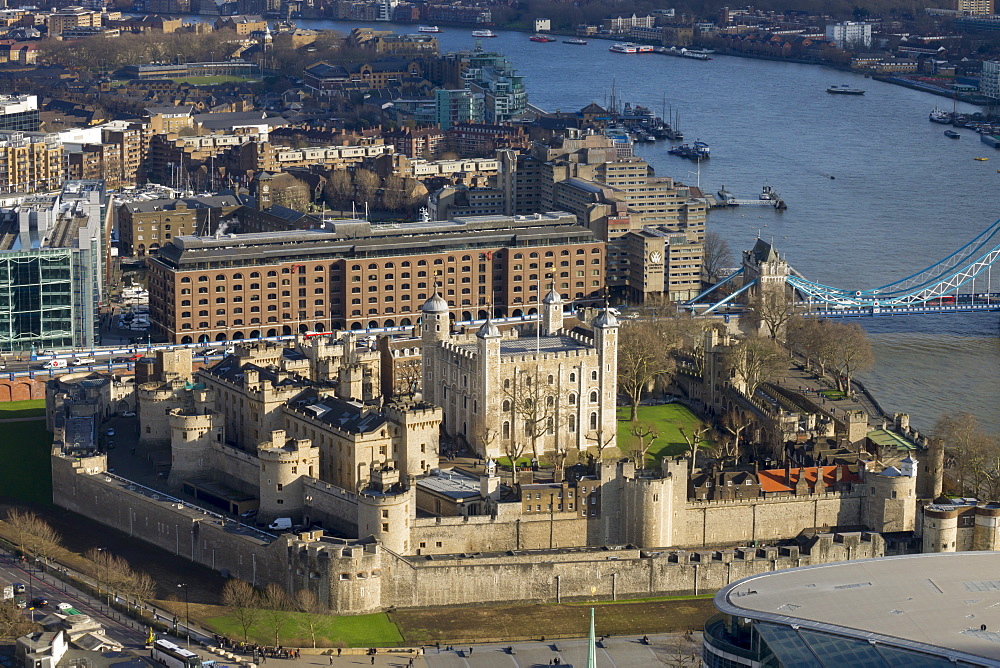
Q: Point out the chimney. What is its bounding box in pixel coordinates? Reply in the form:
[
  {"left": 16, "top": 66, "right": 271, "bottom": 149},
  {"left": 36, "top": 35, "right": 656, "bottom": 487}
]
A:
[{"left": 814, "top": 465, "right": 826, "bottom": 493}]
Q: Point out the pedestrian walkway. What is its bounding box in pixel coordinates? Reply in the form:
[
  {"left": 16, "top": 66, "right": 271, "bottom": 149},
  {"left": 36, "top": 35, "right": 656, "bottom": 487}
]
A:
[{"left": 778, "top": 361, "right": 874, "bottom": 426}]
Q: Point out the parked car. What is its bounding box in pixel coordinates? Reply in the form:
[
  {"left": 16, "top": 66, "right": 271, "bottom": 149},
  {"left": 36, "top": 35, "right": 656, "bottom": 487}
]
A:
[
  {"left": 106, "top": 428, "right": 115, "bottom": 437},
  {"left": 122, "top": 411, "right": 136, "bottom": 417}
]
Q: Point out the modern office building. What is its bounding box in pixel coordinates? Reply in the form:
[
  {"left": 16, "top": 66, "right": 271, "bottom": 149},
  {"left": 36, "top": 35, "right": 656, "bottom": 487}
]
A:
[
  {"left": 146, "top": 211, "right": 604, "bottom": 343},
  {"left": 460, "top": 48, "right": 527, "bottom": 124},
  {"left": 705, "top": 552, "right": 1000, "bottom": 667},
  {"left": 0, "top": 95, "right": 39, "bottom": 132},
  {"left": 0, "top": 181, "right": 108, "bottom": 352}
]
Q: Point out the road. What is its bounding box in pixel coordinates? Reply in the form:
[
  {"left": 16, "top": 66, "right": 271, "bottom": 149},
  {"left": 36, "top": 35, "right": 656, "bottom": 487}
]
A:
[{"left": 0, "top": 549, "right": 150, "bottom": 649}]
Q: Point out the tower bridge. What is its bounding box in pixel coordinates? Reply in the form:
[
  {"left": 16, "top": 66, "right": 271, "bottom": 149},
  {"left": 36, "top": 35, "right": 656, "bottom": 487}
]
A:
[{"left": 685, "top": 218, "right": 1000, "bottom": 318}]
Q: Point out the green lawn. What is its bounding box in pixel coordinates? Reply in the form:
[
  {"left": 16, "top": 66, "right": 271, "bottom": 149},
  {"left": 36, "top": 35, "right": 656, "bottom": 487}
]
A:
[
  {"left": 616, "top": 403, "right": 710, "bottom": 465},
  {"left": 203, "top": 610, "right": 403, "bottom": 648},
  {"left": 0, "top": 419, "right": 53, "bottom": 504},
  {"left": 819, "top": 389, "right": 846, "bottom": 400},
  {"left": 0, "top": 399, "right": 46, "bottom": 420}
]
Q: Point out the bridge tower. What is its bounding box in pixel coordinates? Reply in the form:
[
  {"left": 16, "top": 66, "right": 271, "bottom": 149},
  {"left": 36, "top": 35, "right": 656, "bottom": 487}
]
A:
[{"left": 741, "top": 238, "right": 790, "bottom": 298}]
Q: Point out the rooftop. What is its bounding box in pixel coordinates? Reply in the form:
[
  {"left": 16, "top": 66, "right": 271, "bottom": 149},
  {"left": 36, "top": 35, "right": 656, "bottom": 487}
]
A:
[
  {"left": 417, "top": 469, "right": 482, "bottom": 501},
  {"left": 716, "top": 552, "right": 1000, "bottom": 664}
]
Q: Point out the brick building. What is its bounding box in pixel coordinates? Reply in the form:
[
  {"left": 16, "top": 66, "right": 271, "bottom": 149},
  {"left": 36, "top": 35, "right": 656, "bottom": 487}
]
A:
[{"left": 146, "top": 211, "right": 605, "bottom": 344}]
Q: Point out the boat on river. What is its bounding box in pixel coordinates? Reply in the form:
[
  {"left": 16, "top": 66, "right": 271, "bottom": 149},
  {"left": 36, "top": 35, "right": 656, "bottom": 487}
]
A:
[
  {"left": 472, "top": 29, "right": 496, "bottom": 38},
  {"left": 563, "top": 38, "right": 588, "bottom": 45},
  {"left": 609, "top": 42, "right": 654, "bottom": 53},
  {"left": 530, "top": 34, "right": 555, "bottom": 42},
  {"left": 944, "top": 129, "right": 960, "bottom": 138},
  {"left": 827, "top": 85, "right": 865, "bottom": 95},
  {"left": 929, "top": 109, "right": 951, "bottom": 123}
]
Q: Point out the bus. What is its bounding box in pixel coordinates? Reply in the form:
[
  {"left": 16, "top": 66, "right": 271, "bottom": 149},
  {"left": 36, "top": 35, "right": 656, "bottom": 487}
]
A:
[{"left": 151, "top": 639, "right": 202, "bottom": 668}]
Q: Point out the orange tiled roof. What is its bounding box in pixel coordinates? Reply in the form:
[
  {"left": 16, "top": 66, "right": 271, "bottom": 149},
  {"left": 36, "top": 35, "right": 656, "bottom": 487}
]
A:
[{"left": 757, "top": 464, "right": 859, "bottom": 494}]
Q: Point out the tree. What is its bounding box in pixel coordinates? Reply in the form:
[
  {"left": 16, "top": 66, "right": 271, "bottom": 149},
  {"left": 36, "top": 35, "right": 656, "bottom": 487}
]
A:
[
  {"left": 260, "top": 583, "right": 291, "bottom": 647},
  {"left": 478, "top": 427, "right": 498, "bottom": 461},
  {"left": 934, "top": 412, "right": 999, "bottom": 498},
  {"left": 501, "top": 437, "right": 527, "bottom": 492},
  {"left": 680, "top": 425, "right": 711, "bottom": 476},
  {"left": 353, "top": 169, "right": 380, "bottom": 208},
  {"left": 4, "top": 510, "right": 62, "bottom": 563},
  {"left": 222, "top": 579, "right": 261, "bottom": 643},
  {"left": 381, "top": 174, "right": 406, "bottom": 212},
  {"left": 747, "top": 286, "right": 800, "bottom": 340},
  {"left": 272, "top": 178, "right": 311, "bottom": 212},
  {"left": 702, "top": 231, "right": 733, "bottom": 284},
  {"left": 724, "top": 335, "right": 785, "bottom": 396},
  {"left": 586, "top": 428, "right": 617, "bottom": 465},
  {"left": 828, "top": 321, "right": 874, "bottom": 393},
  {"left": 618, "top": 320, "right": 676, "bottom": 421},
  {"left": 324, "top": 169, "right": 353, "bottom": 209},
  {"left": 0, "top": 600, "right": 35, "bottom": 640},
  {"left": 625, "top": 423, "right": 657, "bottom": 469},
  {"left": 503, "top": 368, "right": 554, "bottom": 460},
  {"left": 403, "top": 178, "right": 428, "bottom": 214},
  {"left": 294, "top": 589, "right": 327, "bottom": 649}
]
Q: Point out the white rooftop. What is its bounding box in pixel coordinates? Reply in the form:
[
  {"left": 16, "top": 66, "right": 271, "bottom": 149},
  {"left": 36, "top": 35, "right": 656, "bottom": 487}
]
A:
[{"left": 716, "top": 552, "right": 1000, "bottom": 663}]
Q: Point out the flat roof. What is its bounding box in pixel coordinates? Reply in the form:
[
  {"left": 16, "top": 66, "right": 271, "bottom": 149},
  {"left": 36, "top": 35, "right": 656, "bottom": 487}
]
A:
[{"left": 715, "top": 552, "right": 1000, "bottom": 663}]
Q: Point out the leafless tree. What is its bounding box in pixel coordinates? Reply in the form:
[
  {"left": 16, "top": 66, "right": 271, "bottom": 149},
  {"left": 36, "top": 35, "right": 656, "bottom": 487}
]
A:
[
  {"left": 935, "top": 412, "right": 1000, "bottom": 498},
  {"left": 478, "top": 427, "right": 498, "bottom": 460},
  {"left": 260, "top": 583, "right": 291, "bottom": 646},
  {"left": 503, "top": 369, "right": 554, "bottom": 460},
  {"left": 381, "top": 174, "right": 406, "bottom": 211},
  {"left": 0, "top": 600, "right": 35, "bottom": 640},
  {"left": 294, "top": 589, "right": 327, "bottom": 649},
  {"left": 747, "top": 286, "right": 800, "bottom": 340},
  {"left": 222, "top": 578, "right": 261, "bottom": 643},
  {"left": 271, "top": 177, "right": 311, "bottom": 212},
  {"left": 586, "top": 428, "right": 618, "bottom": 464},
  {"left": 702, "top": 231, "right": 733, "bottom": 284},
  {"left": 724, "top": 335, "right": 786, "bottom": 396},
  {"left": 4, "top": 510, "right": 62, "bottom": 563},
  {"left": 403, "top": 178, "right": 428, "bottom": 214},
  {"left": 828, "top": 321, "right": 874, "bottom": 393},
  {"left": 323, "top": 169, "right": 353, "bottom": 209},
  {"left": 501, "top": 438, "right": 527, "bottom": 492},
  {"left": 353, "top": 169, "right": 381, "bottom": 208},
  {"left": 618, "top": 320, "right": 676, "bottom": 422},
  {"left": 625, "top": 423, "right": 658, "bottom": 469},
  {"left": 680, "top": 425, "right": 712, "bottom": 476}
]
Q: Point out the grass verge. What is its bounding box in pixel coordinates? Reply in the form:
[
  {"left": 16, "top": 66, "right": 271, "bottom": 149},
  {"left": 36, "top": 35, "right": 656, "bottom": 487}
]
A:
[
  {"left": 197, "top": 605, "right": 403, "bottom": 648},
  {"left": 392, "top": 597, "right": 715, "bottom": 645},
  {"left": 0, "top": 419, "right": 53, "bottom": 504},
  {"left": 616, "top": 404, "right": 710, "bottom": 464},
  {"left": 0, "top": 399, "right": 46, "bottom": 420}
]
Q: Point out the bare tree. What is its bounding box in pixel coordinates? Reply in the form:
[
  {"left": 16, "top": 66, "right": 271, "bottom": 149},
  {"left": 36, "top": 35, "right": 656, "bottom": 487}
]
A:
[
  {"left": 4, "top": 510, "right": 62, "bottom": 563},
  {"left": 503, "top": 369, "right": 554, "bottom": 460},
  {"left": 618, "top": 320, "right": 676, "bottom": 421},
  {"left": 260, "top": 583, "right": 291, "bottom": 647},
  {"left": 724, "top": 335, "right": 785, "bottom": 396},
  {"left": 680, "top": 425, "right": 711, "bottom": 476},
  {"left": 0, "top": 600, "right": 35, "bottom": 640},
  {"left": 323, "top": 169, "right": 353, "bottom": 209},
  {"left": 222, "top": 578, "right": 261, "bottom": 643},
  {"left": 625, "top": 423, "right": 658, "bottom": 469},
  {"left": 478, "top": 427, "right": 498, "bottom": 461},
  {"left": 403, "top": 178, "right": 428, "bottom": 214},
  {"left": 747, "top": 286, "right": 799, "bottom": 340},
  {"left": 353, "top": 169, "right": 380, "bottom": 208},
  {"left": 501, "top": 438, "right": 527, "bottom": 492},
  {"left": 381, "top": 174, "right": 406, "bottom": 212},
  {"left": 271, "top": 177, "right": 311, "bottom": 212},
  {"left": 586, "top": 428, "right": 618, "bottom": 464},
  {"left": 935, "top": 412, "right": 1000, "bottom": 498},
  {"left": 828, "top": 321, "right": 874, "bottom": 393},
  {"left": 702, "top": 231, "right": 733, "bottom": 284},
  {"left": 294, "top": 589, "right": 327, "bottom": 649}
]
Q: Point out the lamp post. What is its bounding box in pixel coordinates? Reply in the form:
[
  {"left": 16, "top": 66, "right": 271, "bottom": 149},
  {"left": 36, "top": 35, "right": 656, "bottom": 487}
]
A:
[{"left": 177, "top": 583, "right": 190, "bottom": 648}]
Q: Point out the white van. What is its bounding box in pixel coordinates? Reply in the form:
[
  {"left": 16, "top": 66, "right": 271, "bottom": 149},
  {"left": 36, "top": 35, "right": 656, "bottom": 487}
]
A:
[
  {"left": 71, "top": 357, "right": 96, "bottom": 366},
  {"left": 41, "top": 359, "right": 68, "bottom": 370},
  {"left": 268, "top": 517, "right": 292, "bottom": 531}
]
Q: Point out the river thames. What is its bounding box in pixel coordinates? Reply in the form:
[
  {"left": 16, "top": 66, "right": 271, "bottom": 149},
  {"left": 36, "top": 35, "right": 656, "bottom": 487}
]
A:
[{"left": 183, "top": 18, "right": 1000, "bottom": 433}]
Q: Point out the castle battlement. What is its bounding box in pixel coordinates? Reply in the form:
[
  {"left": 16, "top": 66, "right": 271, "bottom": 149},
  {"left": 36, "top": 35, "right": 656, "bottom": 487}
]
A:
[{"left": 686, "top": 489, "right": 861, "bottom": 508}]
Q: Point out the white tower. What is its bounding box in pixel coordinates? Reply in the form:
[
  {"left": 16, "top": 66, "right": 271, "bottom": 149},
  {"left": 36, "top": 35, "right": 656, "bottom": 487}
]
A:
[
  {"left": 541, "top": 287, "right": 564, "bottom": 336},
  {"left": 475, "top": 317, "right": 502, "bottom": 457}
]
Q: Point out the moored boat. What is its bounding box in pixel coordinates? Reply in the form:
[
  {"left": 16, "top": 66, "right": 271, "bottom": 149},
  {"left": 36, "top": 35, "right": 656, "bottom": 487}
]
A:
[
  {"left": 609, "top": 42, "right": 653, "bottom": 53},
  {"left": 929, "top": 109, "right": 951, "bottom": 123}
]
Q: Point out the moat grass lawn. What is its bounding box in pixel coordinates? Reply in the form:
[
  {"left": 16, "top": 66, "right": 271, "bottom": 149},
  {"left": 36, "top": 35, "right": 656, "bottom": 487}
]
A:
[
  {"left": 0, "top": 419, "right": 53, "bottom": 505},
  {"left": 391, "top": 596, "right": 716, "bottom": 645},
  {"left": 616, "top": 404, "right": 710, "bottom": 465},
  {"left": 201, "top": 607, "right": 402, "bottom": 648},
  {"left": 0, "top": 398, "right": 46, "bottom": 420}
]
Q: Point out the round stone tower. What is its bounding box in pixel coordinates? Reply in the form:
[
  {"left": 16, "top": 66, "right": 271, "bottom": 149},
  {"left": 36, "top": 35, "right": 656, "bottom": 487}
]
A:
[
  {"left": 167, "top": 402, "right": 223, "bottom": 488},
  {"left": 923, "top": 503, "right": 962, "bottom": 553},
  {"left": 257, "top": 429, "right": 318, "bottom": 525},
  {"left": 973, "top": 503, "right": 1000, "bottom": 551},
  {"left": 420, "top": 290, "right": 450, "bottom": 406},
  {"left": 867, "top": 465, "right": 917, "bottom": 534},
  {"left": 357, "top": 466, "right": 413, "bottom": 555}
]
